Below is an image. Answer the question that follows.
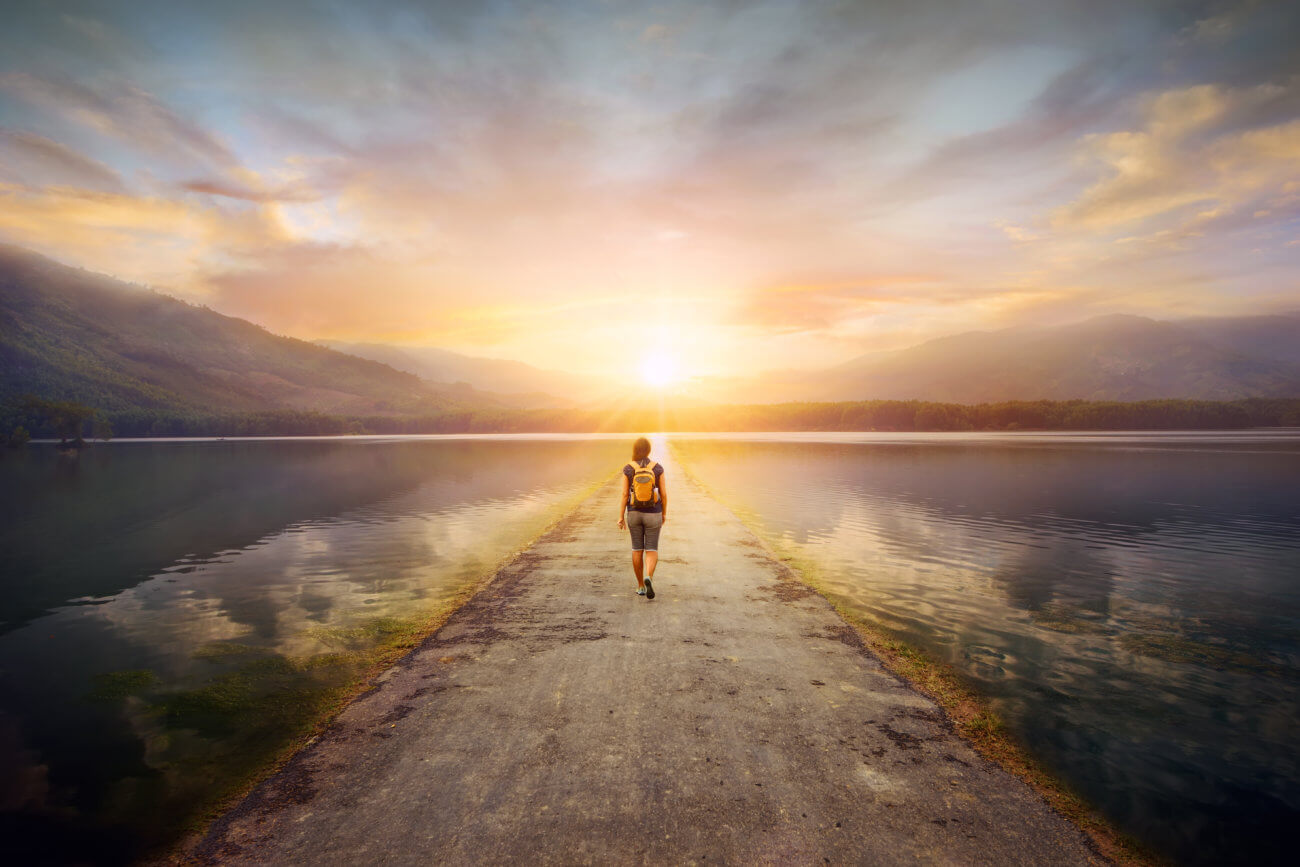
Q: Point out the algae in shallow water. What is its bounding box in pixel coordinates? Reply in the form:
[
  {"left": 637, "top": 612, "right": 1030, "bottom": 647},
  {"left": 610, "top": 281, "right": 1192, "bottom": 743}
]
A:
[
  {"left": 159, "top": 653, "right": 352, "bottom": 737},
  {"left": 1119, "top": 632, "right": 1273, "bottom": 673},
  {"left": 87, "top": 668, "right": 157, "bottom": 702},
  {"left": 303, "top": 614, "right": 426, "bottom": 651},
  {"left": 1029, "top": 604, "right": 1114, "bottom": 635},
  {"left": 192, "top": 642, "right": 262, "bottom": 661}
]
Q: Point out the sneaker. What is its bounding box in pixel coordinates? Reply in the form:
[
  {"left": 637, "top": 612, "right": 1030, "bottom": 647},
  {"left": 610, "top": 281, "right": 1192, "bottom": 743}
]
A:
[
  {"left": 644, "top": 578, "right": 655, "bottom": 600},
  {"left": 636, "top": 587, "right": 646, "bottom": 596}
]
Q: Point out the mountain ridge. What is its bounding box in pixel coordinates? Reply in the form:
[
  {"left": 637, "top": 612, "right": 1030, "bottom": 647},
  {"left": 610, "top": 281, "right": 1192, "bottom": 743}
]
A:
[
  {"left": 0, "top": 245, "right": 476, "bottom": 417},
  {"left": 3, "top": 244, "right": 1298, "bottom": 418},
  {"left": 820, "top": 312, "right": 1300, "bottom": 402},
  {"left": 675, "top": 312, "right": 1300, "bottom": 405}
]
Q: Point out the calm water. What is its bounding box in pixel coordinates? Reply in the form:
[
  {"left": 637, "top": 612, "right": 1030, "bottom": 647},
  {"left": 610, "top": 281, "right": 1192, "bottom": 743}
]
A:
[
  {"left": 0, "top": 437, "right": 627, "bottom": 862},
  {"left": 4, "top": 434, "right": 1297, "bottom": 864},
  {"left": 672, "top": 432, "right": 1300, "bottom": 865}
]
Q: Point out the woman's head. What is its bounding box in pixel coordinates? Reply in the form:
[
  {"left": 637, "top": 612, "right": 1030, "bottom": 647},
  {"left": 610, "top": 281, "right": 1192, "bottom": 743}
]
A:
[{"left": 632, "top": 436, "right": 651, "bottom": 461}]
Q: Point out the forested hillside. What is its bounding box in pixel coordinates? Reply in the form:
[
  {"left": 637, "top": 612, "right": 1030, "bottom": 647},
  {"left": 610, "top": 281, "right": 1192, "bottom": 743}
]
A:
[{"left": 0, "top": 246, "right": 469, "bottom": 424}]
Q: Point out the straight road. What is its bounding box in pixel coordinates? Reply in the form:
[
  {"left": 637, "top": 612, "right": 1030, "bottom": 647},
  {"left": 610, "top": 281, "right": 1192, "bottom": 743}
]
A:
[{"left": 195, "top": 461, "right": 1102, "bottom": 865}]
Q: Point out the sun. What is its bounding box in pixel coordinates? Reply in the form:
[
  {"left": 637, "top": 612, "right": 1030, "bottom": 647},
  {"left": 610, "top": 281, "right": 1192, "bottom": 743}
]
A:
[{"left": 639, "top": 352, "right": 679, "bottom": 388}]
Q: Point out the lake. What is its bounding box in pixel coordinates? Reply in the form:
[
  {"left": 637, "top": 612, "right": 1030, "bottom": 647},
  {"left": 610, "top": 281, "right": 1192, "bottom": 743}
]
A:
[
  {"left": 673, "top": 432, "right": 1300, "bottom": 865},
  {"left": 1, "top": 433, "right": 1296, "bottom": 864},
  {"left": 0, "top": 436, "right": 628, "bottom": 862}
]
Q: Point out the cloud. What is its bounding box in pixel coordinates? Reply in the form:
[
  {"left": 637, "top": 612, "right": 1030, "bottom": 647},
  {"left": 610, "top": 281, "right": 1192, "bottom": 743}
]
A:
[
  {"left": 180, "top": 175, "right": 319, "bottom": 204},
  {"left": 1180, "top": 13, "right": 1234, "bottom": 45},
  {"left": 0, "top": 72, "right": 237, "bottom": 170},
  {"left": 640, "top": 24, "right": 669, "bottom": 43},
  {"left": 995, "top": 221, "right": 1042, "bottom": 242},
  {"left": 200, "top": 242, "right": 500, "bottom": 342},
  {"left": 1053, "top": 81, "right": 1300, "bottom": 235},
  {"left": 734, "top": 277, "right": 972, "bottom": 333},
  {"left": 0, "top": 182, "right": 290, "bottom": 289},
  {"left": 868, "top": 54, "right": 1127, "bottom": 209},
  {"left": 0, "top": 128, "right": 125, "bottom": 191},
  {"left": 1, "top": 0, "right": 1297, "bottom": 373},
  {"left": 59, "top": 14, "right": 118, "bottom": 47}
]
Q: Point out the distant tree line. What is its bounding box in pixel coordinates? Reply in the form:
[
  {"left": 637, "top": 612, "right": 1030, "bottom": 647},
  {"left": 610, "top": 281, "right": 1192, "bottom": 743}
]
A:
[{"left": 5, "top": 396, "right": 1299, "bottom": 442}]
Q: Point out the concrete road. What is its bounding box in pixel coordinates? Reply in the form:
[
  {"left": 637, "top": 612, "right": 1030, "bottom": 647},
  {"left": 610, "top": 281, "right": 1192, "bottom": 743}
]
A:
[{"left": 195, "top": 460, "right": 1104, "bottom": 865}]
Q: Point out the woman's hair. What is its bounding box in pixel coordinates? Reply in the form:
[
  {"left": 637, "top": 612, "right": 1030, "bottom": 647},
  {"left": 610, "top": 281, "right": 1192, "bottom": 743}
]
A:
[{"left": 632, "top": 436, "right": 651, "bottom": 461}]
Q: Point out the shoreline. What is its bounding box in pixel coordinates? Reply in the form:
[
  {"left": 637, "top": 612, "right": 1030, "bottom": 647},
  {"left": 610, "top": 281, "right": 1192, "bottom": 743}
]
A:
[
  {"left": 19, "top": 424, "right": 1300, "bottom": 448},
  {"left": 10, "top": 397, "right": 1299, "bottom": 443},
  {"left": 670, "top": 446, "right": 1155, "bottom": 865}
]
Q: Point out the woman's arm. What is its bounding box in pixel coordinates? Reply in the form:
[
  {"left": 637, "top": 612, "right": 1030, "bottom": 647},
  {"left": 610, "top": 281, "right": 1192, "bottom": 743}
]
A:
[
  {"left": 616, "top": 472, "right": 629, "bottom": 529},
  {"left": 657, "top": 470, "right": 668, "bottom": 524}
]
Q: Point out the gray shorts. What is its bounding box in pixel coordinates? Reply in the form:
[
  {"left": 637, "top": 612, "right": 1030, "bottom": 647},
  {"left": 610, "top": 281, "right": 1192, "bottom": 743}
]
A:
[{"left": 626, "top": 510, "right": 663, "bottom": 551}]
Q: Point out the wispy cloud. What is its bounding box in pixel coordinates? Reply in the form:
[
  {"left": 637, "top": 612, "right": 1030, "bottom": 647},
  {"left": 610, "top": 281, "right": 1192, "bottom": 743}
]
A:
[
  {"left": 180, "top": 174, "right": 319, "bottom": 204},
  {"left": 0, "top": 128, "right": 125, "bottom": 191},
  {"left": 0, "top": 72, "right": 237, "bottom": 170}
]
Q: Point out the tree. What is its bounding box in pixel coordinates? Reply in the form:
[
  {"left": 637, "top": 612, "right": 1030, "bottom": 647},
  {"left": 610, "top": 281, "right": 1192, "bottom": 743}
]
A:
[
  {"left": 20, "top": 396, "right": 97, "bottom": 447},
  {"left": 7, "top": 426, "right": 29, "bottom": 448},
  {"left": 93, "top": 415, "right": 114, "bottom": 442}
]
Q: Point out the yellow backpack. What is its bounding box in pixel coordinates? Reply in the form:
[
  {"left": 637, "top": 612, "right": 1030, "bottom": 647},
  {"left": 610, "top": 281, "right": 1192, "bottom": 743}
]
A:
[{"left": 627, "top": 461, "right": 658, "bottom": 508}]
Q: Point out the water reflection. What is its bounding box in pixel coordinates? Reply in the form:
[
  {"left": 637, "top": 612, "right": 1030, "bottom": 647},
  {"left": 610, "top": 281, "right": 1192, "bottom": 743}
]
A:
[
  {"left": 0, "top": 438, "right": 626, "bottom": 862},
  {"left": 673, "top": 436, "right": 1300, "bottom": 865}
]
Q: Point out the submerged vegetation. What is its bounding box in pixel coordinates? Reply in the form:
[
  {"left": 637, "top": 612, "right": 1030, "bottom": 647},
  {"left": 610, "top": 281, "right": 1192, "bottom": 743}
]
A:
[
  {"left": 5, "top": 396, "right": 1299, "bottom": 440},
  {"left": 75, "top": 619, "right": 430, "bottom": 858},
  {"left": 87, "top": 669, "right": 157, "bottom": 702}
]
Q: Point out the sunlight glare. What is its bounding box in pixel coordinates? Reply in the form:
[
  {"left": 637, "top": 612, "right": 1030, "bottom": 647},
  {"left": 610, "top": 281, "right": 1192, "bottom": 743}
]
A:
[{"left": 639, "top": 352, "right": 678, "bottom": 388}]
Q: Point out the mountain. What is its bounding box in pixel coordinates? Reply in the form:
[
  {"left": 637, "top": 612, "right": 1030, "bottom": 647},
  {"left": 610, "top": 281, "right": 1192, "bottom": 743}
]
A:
[
  {"left": 812, "top": 313, "right": 1300, "bottom": 403},
  {"left": 319, "top": 341, "right": 613, "bottom": 408},
  {"left": 1180, "top": 313, "right": 1300, "bottom": 365},
  {"left": 5, "top": 243, "right": 1296, "bottom": 420},
  {"left": 0, "top": 245, "right": 472, "bottom": 416}
]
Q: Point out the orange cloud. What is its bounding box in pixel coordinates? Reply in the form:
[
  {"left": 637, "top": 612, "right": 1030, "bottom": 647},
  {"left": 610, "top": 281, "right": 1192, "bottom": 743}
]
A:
[
  {"left": 1054, "top": 82, "right": 1300, "bottom": 235},
  {"left": 0, "top": 182, "right": 290, "bottom": 289}
]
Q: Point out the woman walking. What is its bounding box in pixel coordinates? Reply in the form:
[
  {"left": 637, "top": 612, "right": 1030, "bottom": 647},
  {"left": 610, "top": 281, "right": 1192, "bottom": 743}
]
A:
[{"left": 616, "top": 436, "right": 667, "bottom": 599}]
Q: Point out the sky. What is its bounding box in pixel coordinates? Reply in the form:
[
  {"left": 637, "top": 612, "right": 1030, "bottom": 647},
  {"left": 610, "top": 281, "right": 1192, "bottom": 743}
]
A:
[{"left": 1, "top": 0, "right": 1298, "bottom": 378}]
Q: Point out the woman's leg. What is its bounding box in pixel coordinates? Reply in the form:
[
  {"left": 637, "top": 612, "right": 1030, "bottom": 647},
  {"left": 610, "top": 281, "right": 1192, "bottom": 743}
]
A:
[
  {"left": 644, "top": 550, "right": 658, "bottom": 580},
  {"left": 642, "top": 512, "right": 663, "bottom": 585},
  {"left": 627, "top": 512, "right": 646, "bottom": 588}
]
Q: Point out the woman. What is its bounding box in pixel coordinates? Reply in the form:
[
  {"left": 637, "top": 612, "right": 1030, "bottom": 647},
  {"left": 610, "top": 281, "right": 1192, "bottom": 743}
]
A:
[{"left": 616, "top": 436, "right": 667, "bottom": 599}]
